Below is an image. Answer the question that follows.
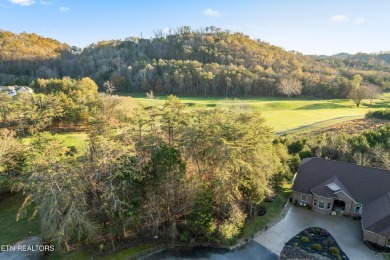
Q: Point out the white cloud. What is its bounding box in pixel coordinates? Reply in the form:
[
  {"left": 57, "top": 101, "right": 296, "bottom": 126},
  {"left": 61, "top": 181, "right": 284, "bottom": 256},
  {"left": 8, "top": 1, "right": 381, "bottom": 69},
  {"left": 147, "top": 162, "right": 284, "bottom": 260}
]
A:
[
  {"left": 329, "top": 15, "right": 349, "bottom": 23},
  {"left": 59, "top": 6, "right": 69, "bottom": 12},
  {"left": 40, "top": 1, "right": 51, "bottom": 5},
  {"left": 8, "top": 0, "right": 35, "bottom": 6},
  {"left": 354, "top": 17, "right": 366, "bottom": 24},
  {"left": 203, "top": 8, "right": 221, "bottom": 17}
]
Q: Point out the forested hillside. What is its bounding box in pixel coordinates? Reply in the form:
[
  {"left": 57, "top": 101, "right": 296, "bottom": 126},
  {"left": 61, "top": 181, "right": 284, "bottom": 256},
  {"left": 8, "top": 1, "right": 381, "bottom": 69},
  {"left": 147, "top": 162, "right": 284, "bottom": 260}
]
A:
[{"left": 1, "top": 27, "right": 390, "bottom": 98}]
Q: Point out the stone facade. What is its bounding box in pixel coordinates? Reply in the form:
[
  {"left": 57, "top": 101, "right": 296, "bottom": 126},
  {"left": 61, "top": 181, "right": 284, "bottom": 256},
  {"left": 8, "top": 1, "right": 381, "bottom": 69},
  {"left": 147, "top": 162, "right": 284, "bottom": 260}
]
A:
[
  {"left": 311, "top": 195, "right": 333, "bottom": 214},
  {"left": 292, "top": 191, "right": 313, "bottom": 207},
  {"left": 293, "top": 191, "right": 361, "bottom": 216},
  {"left": 363, "top": 230, "right": 389, "bottom": 247},
  {"left": 334, "top": 191, "right": 353, "bottom": 215}
]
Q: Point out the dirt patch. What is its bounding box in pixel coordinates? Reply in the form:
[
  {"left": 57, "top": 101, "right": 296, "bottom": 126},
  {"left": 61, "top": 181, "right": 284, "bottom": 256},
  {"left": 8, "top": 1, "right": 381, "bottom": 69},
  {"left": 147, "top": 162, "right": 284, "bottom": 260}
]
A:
[{"left": 296, "top": 118, "right": 388, "bottom": 137}]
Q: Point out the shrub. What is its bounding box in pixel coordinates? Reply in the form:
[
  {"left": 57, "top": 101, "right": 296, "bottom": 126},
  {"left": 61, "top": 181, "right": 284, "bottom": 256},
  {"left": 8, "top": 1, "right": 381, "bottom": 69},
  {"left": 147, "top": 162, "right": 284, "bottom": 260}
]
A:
[
  {"left": 329, "top": 246, "right": 340, "bottom": 255},
  {"left": 322, "top": 237, "right": 335, "bottom": 246},
  {"left": 256, "top": 206, "right": 267, "bottom": 216},
  {"left": 320, "top": 230, "right": 329, "bottom": 237},
  {"left": 305, "top": 204, "right": 312, "bottom": 210},
  {"left": 312, "top": 243, "right": 322, "bottom": 251},
  {"left": 366, "top": 109, "right": 390, "bottom": 120},
  {"left": 301, "top": 236, "right": 310, "bottom": 243},
  {"left": 293, "top": 242, "right": 298, "bottom": 248}
]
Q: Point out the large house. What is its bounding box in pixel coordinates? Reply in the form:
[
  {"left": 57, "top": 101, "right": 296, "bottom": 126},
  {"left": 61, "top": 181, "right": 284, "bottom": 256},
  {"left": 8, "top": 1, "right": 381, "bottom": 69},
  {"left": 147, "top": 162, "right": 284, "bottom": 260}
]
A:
[
  {"left": 0, "top": 85, "right": 33, "bottom": 96},
  {"left": 292, "top": 157, "right": 390, "bottom": 247}
]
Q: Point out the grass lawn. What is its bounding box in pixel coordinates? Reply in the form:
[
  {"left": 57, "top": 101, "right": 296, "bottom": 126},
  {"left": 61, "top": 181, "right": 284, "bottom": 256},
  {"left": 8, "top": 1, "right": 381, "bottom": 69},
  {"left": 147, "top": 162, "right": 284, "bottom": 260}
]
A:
[
  {"left": 0, "top": 193, "right": 40, "bottom": 245},
  {"left": 101, "top": 244, "right": 155, "bottom": 260},
  {"left": 0, "top": 175, "right": 10, "bottom": 194},
  {"left": 384, "top": 254, "right": 390, "bottom": 260},
  {"left": 125, "top": 93, "right": 390, "bottom": 133},
  {"left": 240, "top": 181, "right": 292, "bottom": 239},
  {"left": 21, "top": 132, "right": 88, "bottom": 148}
]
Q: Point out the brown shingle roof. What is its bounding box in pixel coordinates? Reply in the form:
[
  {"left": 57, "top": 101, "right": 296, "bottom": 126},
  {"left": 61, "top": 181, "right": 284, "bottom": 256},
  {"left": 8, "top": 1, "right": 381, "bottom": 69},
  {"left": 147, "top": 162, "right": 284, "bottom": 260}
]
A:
[
  {"left": 362, "top": 193, "right": 390, "bottom": 235},
  {"left": 293, "top": 157, "right": 390, "bottom": 235},
  {"left": 293, "top": 158, "right": 390, "bottom": 204}
]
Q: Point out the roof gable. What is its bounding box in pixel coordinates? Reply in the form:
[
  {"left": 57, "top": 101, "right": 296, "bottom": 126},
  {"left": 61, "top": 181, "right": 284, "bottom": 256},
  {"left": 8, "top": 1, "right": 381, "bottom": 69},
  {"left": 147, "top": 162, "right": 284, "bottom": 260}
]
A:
[
  {"left": 293, "top": 158, "right": 390, "bottom": 204},
  {"left": 363, "top": 193, "right": 390, "bottom": 235}
]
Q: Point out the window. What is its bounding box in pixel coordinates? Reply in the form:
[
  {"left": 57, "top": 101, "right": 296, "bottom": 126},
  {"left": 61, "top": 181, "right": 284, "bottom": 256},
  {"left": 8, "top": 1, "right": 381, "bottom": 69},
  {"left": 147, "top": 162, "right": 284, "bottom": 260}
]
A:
[
  {"left": 355, "top": 204, "right": 361, "bottom": 214},
  {"left": 327, "top": 203, "right": 331, "bottom": 210},
  {"left": 301, "top": 194, "right": 307, "bottom": 202},
  {"left": 319, "top": 201, "right": 325, "bottom": 209},
  {"left": 313, "top": 199, "right": 317, "bottom": 206}
]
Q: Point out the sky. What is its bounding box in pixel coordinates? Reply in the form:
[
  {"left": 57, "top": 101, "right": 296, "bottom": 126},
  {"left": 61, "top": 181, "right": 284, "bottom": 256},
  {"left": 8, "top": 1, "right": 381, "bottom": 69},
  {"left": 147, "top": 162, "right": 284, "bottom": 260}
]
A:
[{"left": 0, "top": 0, "right": 389, "bottom": 55}]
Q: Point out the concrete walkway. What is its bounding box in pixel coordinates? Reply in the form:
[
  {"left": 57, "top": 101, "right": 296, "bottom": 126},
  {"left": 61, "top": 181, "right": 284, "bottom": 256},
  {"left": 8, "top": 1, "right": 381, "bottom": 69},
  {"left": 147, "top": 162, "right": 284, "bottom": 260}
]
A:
[{"left": 254, "top": 206, "right": 381, "bottom": 260}]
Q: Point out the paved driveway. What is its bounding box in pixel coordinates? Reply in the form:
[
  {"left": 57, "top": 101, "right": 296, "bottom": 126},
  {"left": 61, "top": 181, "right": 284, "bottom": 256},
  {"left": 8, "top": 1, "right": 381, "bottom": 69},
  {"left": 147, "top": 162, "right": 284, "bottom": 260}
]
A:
[
  {"left": 254, "top": 206, "right": 381, "bottom": 260},
  {"left": 148, "top": 241, "right": 278, "bottom": 260}
]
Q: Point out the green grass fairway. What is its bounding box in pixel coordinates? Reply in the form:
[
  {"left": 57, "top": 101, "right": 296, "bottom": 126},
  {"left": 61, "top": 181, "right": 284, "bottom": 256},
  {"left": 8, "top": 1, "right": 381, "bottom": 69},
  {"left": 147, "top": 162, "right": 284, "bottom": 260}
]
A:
[
  {"left": 22, "top": 132, "right": 88, "bottom": 148},
  {"left": 0, "top": 193, "right": 40, "bottom": 245},
  {"left": 127, "top": 93, "right": 390, "bottom": 133}
]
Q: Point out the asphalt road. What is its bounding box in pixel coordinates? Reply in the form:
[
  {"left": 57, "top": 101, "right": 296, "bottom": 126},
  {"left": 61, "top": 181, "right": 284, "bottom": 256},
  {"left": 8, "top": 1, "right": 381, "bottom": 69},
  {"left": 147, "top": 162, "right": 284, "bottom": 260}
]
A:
[{"left": 147, "top": 241, "right": 278, "bottom": 260}]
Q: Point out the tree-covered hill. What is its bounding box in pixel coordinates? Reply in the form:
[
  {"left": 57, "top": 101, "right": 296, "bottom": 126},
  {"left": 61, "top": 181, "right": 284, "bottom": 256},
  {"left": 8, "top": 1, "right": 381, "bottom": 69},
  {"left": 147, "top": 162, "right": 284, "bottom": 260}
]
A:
[
  {"left": 0, "top": 30, "right": 74, "bottom": 83},
  {"left": 1, "top": 27, "right": 390, "bottom": 98}
]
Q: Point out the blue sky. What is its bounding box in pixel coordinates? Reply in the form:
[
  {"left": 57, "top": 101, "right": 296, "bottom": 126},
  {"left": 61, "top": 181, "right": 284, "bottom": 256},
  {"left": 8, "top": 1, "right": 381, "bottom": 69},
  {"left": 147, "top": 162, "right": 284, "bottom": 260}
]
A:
[{"left": 0, "top": 0, "right": 389, "bottom": 55}]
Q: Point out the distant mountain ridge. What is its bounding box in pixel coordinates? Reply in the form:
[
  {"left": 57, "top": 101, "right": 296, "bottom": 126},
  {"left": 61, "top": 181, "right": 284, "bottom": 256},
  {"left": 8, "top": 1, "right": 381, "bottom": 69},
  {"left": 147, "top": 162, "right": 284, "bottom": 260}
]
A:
[{"left": 1, "top": 27, "right": 390, "bottom": 98}]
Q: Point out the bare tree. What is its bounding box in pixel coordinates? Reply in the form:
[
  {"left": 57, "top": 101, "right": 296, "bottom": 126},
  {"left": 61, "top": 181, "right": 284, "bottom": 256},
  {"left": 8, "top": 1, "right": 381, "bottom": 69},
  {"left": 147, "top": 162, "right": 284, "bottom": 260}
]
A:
[
  {"left": 364, "top": 82, "right": 381, "bottom": 106},
  {"left": 103, "top": 81, "right": 116, "bottom": 95},
  {"left": 348, "top": 85, "right": 370, "bottom": 107},
  {"left": 278, "top": 78, "right": 302, "bottom": 98}
]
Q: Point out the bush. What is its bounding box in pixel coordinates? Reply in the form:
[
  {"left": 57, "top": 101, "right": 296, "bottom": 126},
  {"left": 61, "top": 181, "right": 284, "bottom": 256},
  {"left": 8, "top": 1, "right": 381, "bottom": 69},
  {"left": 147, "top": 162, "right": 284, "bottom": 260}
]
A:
[
  {"left": 301, "top": 236, "right": 310, "bottom": 243},
  {"left": 305, "top": 204, "right": 312, "bottom": 210},
  {"left": 366, "top": 109, "right": 390, "bottom": 120},
  {"left": 256, "top": 206, "right": 267, "bottom": 216},
  {"left": 312, "top": 243, "right": 322, "bottom": 251},
  {"left": 329, "top": 246, "right": 340, "bottom": 255},
  {"left": 320, "top": 230, "right": 329, "bottom": 237},
  {"left": 293, "top": 242, "right": 298, "bottom": 248},
  {"left": 322, "top": 237, "right": 335, "bottom": 246}
]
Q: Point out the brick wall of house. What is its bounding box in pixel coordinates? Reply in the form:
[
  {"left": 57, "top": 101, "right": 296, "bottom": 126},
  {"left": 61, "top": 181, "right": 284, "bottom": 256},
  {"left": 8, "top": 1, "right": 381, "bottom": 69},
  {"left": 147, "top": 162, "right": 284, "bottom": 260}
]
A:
[
  {"left": 292, "top": 191, "right": 312, "bottom": 206},
  {"left": 311, "top": 195, "right": 333, "bottom": 214},
  {"left": 350, "top": 201, "right": 363, "bottom": 217},
  {"left": 334, "top": 191, "right": 353, "bottom": 215},
  {"left": 363, "top": 230, "right": 388, "bottom": 247}
]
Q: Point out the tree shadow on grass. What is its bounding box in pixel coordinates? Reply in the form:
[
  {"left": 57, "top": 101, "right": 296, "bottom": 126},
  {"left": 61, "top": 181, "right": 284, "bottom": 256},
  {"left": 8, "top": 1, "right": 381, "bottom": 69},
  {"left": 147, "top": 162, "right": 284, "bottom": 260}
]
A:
[
  {"left": 294, "top": 103, "right": 352, "bottom": 110},
  {"left": 365, "top": 101, "right": 390, "bottom": 109}
]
